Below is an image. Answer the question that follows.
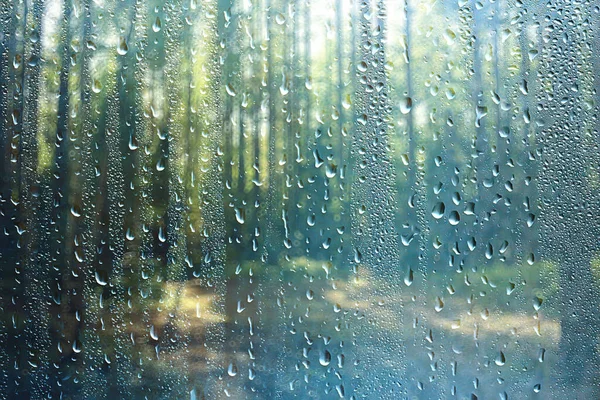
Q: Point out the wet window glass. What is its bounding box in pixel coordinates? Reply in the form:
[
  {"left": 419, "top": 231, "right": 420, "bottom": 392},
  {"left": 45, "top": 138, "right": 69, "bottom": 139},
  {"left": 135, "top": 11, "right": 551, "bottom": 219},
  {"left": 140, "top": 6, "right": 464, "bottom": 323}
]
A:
[{"left": 1, "top": 0, "right": 599, "bottom": 398}]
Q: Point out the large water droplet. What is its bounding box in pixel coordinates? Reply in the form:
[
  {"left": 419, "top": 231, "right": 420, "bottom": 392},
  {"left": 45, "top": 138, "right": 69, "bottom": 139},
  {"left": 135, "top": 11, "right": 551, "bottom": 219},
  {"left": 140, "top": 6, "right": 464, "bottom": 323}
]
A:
[
  {"left": 319, "top": 350, "right": 331, "bottom": 366},
  {"left": 152, "top": 16, "right": 162, "bottom": 32},
  {"left": 235, "top": 207, "right": 245, "bottom": 224},
  {"left": 495, "top": 351, "right": 506, "bottom": 366},
  {"left": 400, "top": 97, "right": 413, "bottom": 114},
  {"left": 117, "top": 37, "right": 128, "bottom": 55},
  {"left": 448, "top": 210, "right": 460, "bottom": 225},
  {"left": 432, "top": 202, "right": 446, "bottom": 219}
]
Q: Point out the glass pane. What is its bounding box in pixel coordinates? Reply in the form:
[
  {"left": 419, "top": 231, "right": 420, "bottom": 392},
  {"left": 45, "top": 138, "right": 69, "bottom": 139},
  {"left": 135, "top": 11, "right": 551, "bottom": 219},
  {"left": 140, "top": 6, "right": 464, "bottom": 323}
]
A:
[{"left": 0, "top": 0, "right": 598, "bottom": 398}]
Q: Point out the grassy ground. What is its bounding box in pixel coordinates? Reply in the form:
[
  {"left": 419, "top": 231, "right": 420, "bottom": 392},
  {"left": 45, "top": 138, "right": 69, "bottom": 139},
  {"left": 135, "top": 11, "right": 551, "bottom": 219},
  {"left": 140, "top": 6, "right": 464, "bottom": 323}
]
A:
[{"left": 94, "top": 256, "right": 560, "bottom": 399}]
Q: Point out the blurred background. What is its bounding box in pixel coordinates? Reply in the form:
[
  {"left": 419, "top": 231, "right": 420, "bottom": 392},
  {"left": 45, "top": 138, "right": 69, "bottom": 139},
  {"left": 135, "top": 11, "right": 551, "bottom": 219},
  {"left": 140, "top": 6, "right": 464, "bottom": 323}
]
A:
[{"left": 0, "top": 0, "right": 599, "bottom": 398}]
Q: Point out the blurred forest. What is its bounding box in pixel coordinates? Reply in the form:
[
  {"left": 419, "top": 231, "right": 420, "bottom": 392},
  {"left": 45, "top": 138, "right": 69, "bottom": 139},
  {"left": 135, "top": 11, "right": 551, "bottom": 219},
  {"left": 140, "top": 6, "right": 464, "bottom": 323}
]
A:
[{"left": 1, "top": 0, "right": 599, "bottom": 398}]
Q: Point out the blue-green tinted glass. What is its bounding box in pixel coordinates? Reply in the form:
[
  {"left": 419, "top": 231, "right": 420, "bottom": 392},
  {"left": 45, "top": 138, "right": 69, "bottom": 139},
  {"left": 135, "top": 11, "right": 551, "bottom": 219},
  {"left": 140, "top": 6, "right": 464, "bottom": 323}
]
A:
[{"left": 1, "top": 0, "right": 598, "bottom": 398}]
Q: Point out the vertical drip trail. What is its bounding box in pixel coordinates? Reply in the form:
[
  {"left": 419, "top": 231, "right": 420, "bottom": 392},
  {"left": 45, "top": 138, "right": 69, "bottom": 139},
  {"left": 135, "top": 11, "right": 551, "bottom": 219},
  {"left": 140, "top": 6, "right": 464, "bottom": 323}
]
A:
[
  {"left": 201, "top": 0, "right": 227, "bottom": 397},
  {"left": 349, "top": 1, "right": 404, "bottom": 398},
  {"left": 161, "top": 0, "right": 189, "bottom": 395},
  {"left": 537, "top": 1, "right": 600, "bottom": 397},
  {"left": 19, "top": 0, "right": 46, "bottom": 395},
  {"left": 0, "top": 0, "right": 13, "bottom": 390}
]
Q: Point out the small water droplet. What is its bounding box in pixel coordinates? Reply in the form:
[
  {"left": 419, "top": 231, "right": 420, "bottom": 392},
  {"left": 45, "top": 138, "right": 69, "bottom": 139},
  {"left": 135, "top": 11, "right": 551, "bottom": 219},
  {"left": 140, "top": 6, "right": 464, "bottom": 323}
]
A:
[{"left": 275, "top": 13, "right": 286, "bottom": 25}]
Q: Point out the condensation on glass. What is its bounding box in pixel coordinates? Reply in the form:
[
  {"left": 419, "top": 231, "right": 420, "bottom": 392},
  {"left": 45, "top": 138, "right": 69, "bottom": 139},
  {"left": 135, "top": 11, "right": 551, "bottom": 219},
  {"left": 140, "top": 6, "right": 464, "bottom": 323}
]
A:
[{"left": 0, "top": 0, "right": 599, "bottom": 398}]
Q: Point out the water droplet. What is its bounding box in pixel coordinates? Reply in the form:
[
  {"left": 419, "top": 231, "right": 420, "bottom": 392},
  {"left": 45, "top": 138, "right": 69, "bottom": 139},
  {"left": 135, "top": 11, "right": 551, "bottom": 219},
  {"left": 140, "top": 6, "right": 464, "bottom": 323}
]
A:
[
  {"left": 319, "top": 350, "right": 331, "bottom": 366},
  {"left": 342, "top": 95, "right": 352, "bottom": 109},
  {"left": 226, "top": 83, "right": 236, "bottom": 96},
  {"left": 538, "top": 348, "right": 546, "bottom": 363},
  {"left": 152, "top": 16, "right": 162, "bottom": 32},
  {"left": 72, "top": 340, "right": 82, "bottom": 354},
  {"left": 95, "top": 271, "right": 108, "bottom": 286},
  {"left": 432, "top": 202, "right": 446, "bottom": 219},
  {"left": 117, "top": 37, "right": 128, "bottom": 55},
  {"left": 448, "top": 210, "right": 460, "bottom": 225},
  {"left": 158, "top": 226, "right": 167, "bottom": 243},
  {"left": 92, "top": 79, "right": 102, "bottom": 93},
  {"left": 434, "top": 297, "right": 444, "bottom": 312},
  {"left": 400, "top": 97, "right": 413, "bottom": 114},
  {"left": 495, "top": 351, "right": 506, "bottom": 366},
  {"left": 467, "top": 237, "right": 476, "bottom": 251},
  {"left": 526, "top": 213, "right": 536, "bottom": 227},
  {"left": 150, "top": 325, "right": 159, "bottom": 341},
  {"left": 275, "top": 13, "right": 286, "bottom": 25},
  {"left": 404, "top": 268, "right": 414, "bottom": 286},
  {"left": 526, "top": 253, "right": 535, "bottom": 265},
  {"left": 70, "top": 205, "right": 81, "bottom": 218},
  {"left": 485, "top": 243, "right": 493, "bottom": 259},
  {"left": 227, "top": 363, "right": 238, "bottom": 376},
  {"left": 235, "top": 207, "right": 245, "bottom": 224},
  {"left": 156, "top": 158, "right": 165, "bottom": 171},
  {"left": 126, "top": 228, "right": 135, "bottom": 241}
]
